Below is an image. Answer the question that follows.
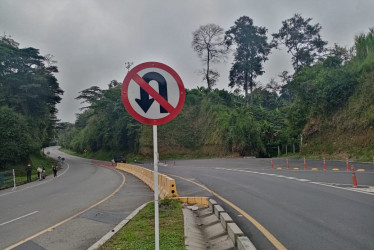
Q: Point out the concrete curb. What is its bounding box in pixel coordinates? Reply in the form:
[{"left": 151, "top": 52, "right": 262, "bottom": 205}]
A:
[
  {"left": 174, "top": 196, "right": 209, "bottom": 206},
  {"left": 209, "top": 199, "right": 257, "bottom": 250},
  {"left": 87, "top": 202, "right": 150, "bottom": 250}
]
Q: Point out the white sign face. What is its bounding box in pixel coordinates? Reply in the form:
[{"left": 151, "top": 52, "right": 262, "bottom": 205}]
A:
[{"left": 121, "top": 62, "right": 185, "bottom": 125}]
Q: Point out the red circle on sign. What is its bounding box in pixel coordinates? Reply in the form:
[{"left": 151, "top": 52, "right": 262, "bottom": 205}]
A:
[{"left": 121, "top": 62, "right": 185, "bottom": 125}]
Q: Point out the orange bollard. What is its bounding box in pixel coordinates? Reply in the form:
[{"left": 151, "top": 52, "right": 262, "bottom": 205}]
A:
[
  {"left": 323, "top": 157, "right": 327, "bottom": 171},
  {"left": 271, "top": 158, "right": 274, "bottom": 169},
  {"left": 346, "top": 157, "right": 350, "bottom": 171},
  {"left": 304, "top": 157, "right": 307, "bottom": 170},
  {"left": 286, "top": 158, "right": 290, "bottom": 170},
  {"left": 351, "top": 165, "right": 358, "bottom": 188}
]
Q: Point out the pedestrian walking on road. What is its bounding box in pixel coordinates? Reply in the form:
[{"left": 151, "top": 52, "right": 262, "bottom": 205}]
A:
[
  {"left": 26, "top": 163, "right": 32, "bottom": 183},
  {"left": 53, "top": 163, "right": 57, "bottom": 177},
  {"left": 37, "top": 166, "right": 43, "bottom": 180},
  {"left": 42, "top": 166, "right": 46, "bottom": 179}
]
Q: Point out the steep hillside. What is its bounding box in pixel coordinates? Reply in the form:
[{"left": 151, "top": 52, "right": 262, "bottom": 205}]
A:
[
  {"left": 302, "top": 64, "right": 374, "bottom": 161},
  {"left": 301, "top": 37, "right": 374, "bottom": 161},
  {"left": 60, "top": 29, "right": 374, "bottom": 162},
  {"left": 138, "top": 88, "right": 269, "bottom": 158}
]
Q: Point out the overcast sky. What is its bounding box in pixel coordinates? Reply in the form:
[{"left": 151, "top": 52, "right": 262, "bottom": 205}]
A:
[{"left": 1, "top": 0, "right": 373, "bottom": 122}]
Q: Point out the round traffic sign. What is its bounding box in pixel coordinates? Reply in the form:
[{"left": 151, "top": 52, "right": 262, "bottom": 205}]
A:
[{"left": 121, "top": 62, "right": 185, "bottom": 125}]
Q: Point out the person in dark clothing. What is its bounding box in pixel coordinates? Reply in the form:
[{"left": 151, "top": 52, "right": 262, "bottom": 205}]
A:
[
  {"left": 26, "top": 163, "right": 32, "bottom": 183},
  {"left": 52, "top": 163, "right": 57, "bottom": 177},
  {"left": 42, "top": 166, "right": 46, "bottom": 179}
]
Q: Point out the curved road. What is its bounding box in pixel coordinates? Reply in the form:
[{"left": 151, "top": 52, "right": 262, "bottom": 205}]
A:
[
  {"left": 2, "top": 148, "right": 373, "bottom": 250},
  {"left": 0, "top": 146, "right": 152, "bottom": 249},
  {"left": 153, "top": 157, "right": 374, "bottom": 250}
]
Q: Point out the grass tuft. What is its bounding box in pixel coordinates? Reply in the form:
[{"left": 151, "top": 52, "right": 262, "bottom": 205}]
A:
[{"left": 99, "top": 199, "right": 185, "bottom": 250}]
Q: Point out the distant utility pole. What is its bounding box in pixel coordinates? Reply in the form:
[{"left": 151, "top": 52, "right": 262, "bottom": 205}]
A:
[{"left": 125, "top": 61, "right": 134, "bottom": 73}]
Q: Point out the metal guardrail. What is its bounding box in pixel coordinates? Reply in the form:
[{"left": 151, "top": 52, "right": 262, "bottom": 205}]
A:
[{"left": 0, "top": 169, "right": 15, "bottom": 189}]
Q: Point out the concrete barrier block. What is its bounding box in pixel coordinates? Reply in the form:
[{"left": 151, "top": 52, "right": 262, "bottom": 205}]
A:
[
  {"left": 208, "top": 199, "right": 217, "bottom": 212},
  {"left": 237, "top": 236, "right": 257, "bottom": 250},
  {"left": 116, "top": 163, "right": 178, "bottom": 199},
  {"left": 168, "top": 179, "right": 178, "bottom": 197},
  {"left": 220, "top": 212, "right": 233, "bottom": 230},
  {"left": 176, "top": 197, "right": 209, "bottom": 206},
  {"left": 195, "top": 197, "right": 208, "bottom": 206},
  {"left": 227, "top": 222, "right": 244, "bottom": 246},
  {"left": 179, "top": 197, "right": 188, "bottom": 203},
  {"left": 214, "top": 204, "right": 225, "bottom": 218}
]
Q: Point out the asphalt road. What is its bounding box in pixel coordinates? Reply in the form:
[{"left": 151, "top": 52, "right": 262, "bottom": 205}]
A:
[
  {"left": 0, "top": 146, "right": 153, "bottom": 250},
  {"left": 150, "top": 157, "right": 374, "bottom": 250},
  {"left": 2, "top": 148, "right": 372, "bottom": 250}
]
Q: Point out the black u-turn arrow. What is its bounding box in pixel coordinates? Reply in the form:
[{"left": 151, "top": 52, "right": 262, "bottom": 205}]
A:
[{"left": 135, "top": 72, "right": 168, "bottom": 113}]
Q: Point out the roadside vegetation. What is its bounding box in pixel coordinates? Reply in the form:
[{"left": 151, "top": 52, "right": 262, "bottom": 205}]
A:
[
  {"left": 0, "top": 152, "right": 54, "bottom": 189},
  {"left": 1, "top": 15, "right": 373, "bottom": 181},
  {"left": 0, "top": 35, "right": 63, "bottom": 184},
  {"left": 99, "top": 199, "right": 185, "bottom": 250},
  {"left": 58, "top": 27, "right": 374, "bottom": 162}
]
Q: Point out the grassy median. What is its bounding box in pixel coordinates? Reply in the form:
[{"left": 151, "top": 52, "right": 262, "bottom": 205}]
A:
[{"left": 99, "top": 199, "right": 185, "bottom": 250}]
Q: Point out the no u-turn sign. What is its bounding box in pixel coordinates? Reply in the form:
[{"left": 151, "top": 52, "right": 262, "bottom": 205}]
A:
[{"left": 121, "top": 62, "right": 185, "bottom": 125}]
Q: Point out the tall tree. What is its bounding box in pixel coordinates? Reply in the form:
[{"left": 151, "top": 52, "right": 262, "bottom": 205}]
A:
[
  {"left": 354, "top": 28, "right": 374, "bottom": 61},
  {"left": 272, "top": 13, "right": 328, "bottom": 74},
  {"left": 192, "top": 23, "right": 228, "bottom": 90},
  {"left": 0, "top": 107, "right": 33, "bottom": 167},
  {"left": 0, "top": 35, "right": 63, "bottom": 162},
  {"left": 75, "top": 86, "right": 103, "bottom": 110},
  {"left": 225, "top": 16, "right": 272, "bottom": 106}
]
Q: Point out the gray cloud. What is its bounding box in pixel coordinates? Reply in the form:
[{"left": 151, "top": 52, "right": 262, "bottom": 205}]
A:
[{"left": 1, "top": 0, "right": 373, "bottom": 122}]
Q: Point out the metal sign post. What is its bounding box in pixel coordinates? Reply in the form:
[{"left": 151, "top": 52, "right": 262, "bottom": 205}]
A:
[
  {"left": 121, "top": 62, "right": 185, "bottom": 250},
  {"left": 153, "top": 125, "right": 159, "bottom": 250}
]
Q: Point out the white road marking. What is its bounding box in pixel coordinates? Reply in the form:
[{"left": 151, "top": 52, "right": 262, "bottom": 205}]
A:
[
  {"left": 216, "top": 167, "right": 373, "bottom": 195},
  {"left": 310, "top": 182, "right": 374, "bottom": 196},
  {"left": 297, "top": 179, "right": 310, "bottom": 182},
  {"left": 0, "top": 211, "right": 39, "bottom": 226},
  {"left": 285, "top": 177, "right": 296, "bottom": 180}
]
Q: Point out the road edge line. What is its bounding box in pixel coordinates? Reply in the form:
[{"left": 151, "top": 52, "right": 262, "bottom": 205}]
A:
[
  {"left": 87, "top": 201, "right": 151, "bottom": 250},
  {"left": 170, "top": 174, "right": 287, "bottom": 250},
  {"left": 5, "top": 168, "right": 126, "bottom": 250}
]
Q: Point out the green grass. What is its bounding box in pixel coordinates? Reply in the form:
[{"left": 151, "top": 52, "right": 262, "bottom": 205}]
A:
[
  {"left": 0, "top": 151, "right": 54, "bottom": 189},
  {"left": 300, "top": 128, "right": 374, "bottom": 162},
  {"left": 99, "top": 199, "right": 186, "bottom": 250}
]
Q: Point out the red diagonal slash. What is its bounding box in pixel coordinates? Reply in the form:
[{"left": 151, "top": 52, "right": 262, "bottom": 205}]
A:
[{"left": 132, "top": 73, "right": 175, "bottom": 114}]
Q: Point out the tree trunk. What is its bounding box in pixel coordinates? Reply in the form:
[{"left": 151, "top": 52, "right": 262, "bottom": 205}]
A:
[
  {"left": 206, "top": 48, "right": 211, "bottom": 91},
  {"left": 245, "top": 72, "right": 249, "bottom": 107},
  {"left": 249, "top": 79, "right": 253, "bottom": 106}
]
